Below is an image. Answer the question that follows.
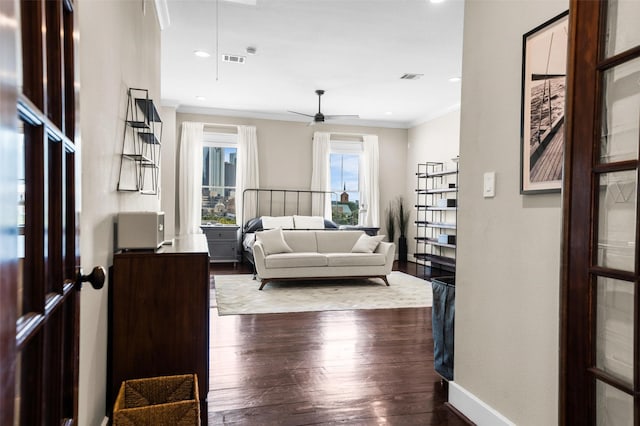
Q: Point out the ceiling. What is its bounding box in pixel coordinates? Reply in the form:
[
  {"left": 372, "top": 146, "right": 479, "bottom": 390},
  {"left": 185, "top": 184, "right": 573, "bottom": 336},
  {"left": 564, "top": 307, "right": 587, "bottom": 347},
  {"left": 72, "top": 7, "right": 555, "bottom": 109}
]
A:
[{"left": 161, "top": 0, "right": 465, "bottom": 129}]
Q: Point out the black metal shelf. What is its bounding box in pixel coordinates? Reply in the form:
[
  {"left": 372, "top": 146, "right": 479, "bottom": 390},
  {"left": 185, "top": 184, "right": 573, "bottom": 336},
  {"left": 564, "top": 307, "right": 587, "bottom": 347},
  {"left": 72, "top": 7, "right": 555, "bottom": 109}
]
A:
[
  {"left": 415, "top": 161, "right": 458, "bottom": 282},
  {"left": 415, "top": 237, "right": 456, "bottom": 249},
  {"left": 416, "top": 169, "right": 458, "bottom": 178},
  {"left": 414, "top": 253, "right": 456, "bottom": 268},
  {"left": 134, "top": 97, "right": 162, "bottom": 123},
  {"left": 415, "top": 205, "right": 457, "bottom": 211},
  {"left": 117, "top": 88, "right": 162, "bottom": 194},
  {"left": 138, "top": 132, "right": 161, "bottom": 145},
  {"left": 416, "top": 188, "right": 457, "bottom": 194},
  {"left": 415, "top": 221, "right": 456, "bottom": 229}
]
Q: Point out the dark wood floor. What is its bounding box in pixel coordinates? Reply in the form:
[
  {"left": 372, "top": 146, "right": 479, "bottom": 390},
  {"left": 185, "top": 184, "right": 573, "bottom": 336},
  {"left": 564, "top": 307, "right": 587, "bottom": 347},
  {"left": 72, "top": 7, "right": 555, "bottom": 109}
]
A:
[{"left": 208, "top": 261, "right": 468, "bottom": 425}]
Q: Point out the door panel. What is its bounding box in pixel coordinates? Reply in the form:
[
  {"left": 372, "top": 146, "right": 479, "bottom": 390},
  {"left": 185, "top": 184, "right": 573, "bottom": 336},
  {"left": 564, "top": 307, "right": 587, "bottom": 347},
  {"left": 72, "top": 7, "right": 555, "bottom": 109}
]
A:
[
  {"left": 562, "top": 0, "right": 640, "bottom": 424},
  {"left": 595, "top": 277, "right": 634, "bottom": 386},
  {"left": 599, "top": 57, "right": 640, "bottom": 163},
  {"left": 1, "top": 0, "right": 82, "bottom": 424},
  {"left": 604, "top": 0, "right": 640, "bottom": 58},
  {"left": 596, "top": 170, "right": 636, "bottom": 272}
]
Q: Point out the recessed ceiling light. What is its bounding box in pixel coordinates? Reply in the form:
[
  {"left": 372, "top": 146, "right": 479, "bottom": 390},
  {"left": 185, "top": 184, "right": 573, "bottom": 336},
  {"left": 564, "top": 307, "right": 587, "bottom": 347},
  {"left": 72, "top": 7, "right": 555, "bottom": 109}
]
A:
[
  {"left": 448, "top": 77, "right": 461, "bottom": 83},
  {"left": 385, "top": 111, "right": 393, "bottom": 115},
  {"left": 196, "top": 96, "right": 206, "bottom": 101},
  {"left": 193, "top": 50, "right": 210, "bottom": 58},
  {"left": 430, "top": 0, "right": 446, "bottom": 3}
]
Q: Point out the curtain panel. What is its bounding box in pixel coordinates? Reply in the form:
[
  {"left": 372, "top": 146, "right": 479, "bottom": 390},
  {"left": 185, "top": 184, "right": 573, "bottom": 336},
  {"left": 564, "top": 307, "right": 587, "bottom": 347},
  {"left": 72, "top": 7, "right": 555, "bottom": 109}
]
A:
[
  {"left": 361, "top": 134, "right": 380, "bottom": 227},
  {"left": 177, "top": 122, "right": 204, "bottom": 235},
  {"left": 310, "top": 132, "right": 332, "bottom": 218},
  {"left": 236, "top": 125, "right": 259, "bottom": 226}
]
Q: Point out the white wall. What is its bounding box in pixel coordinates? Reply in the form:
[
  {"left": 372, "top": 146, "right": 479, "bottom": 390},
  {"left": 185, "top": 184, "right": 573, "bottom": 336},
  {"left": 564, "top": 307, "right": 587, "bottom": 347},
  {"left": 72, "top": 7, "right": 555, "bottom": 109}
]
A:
[
  {"left": 406, "top": 110, "right": 461, "bottom": 258},
  {"left": 453, "top": 0, "right": 567, "bottom": 424},
  {"left": 161, "top": 106, "right": 177, "bottom": 238},
  {"left": 78, "top": 1, "right": 161, "bottom": 424},
  {"left": 165, "top": 112, "right": 408, "bottom": 239}
]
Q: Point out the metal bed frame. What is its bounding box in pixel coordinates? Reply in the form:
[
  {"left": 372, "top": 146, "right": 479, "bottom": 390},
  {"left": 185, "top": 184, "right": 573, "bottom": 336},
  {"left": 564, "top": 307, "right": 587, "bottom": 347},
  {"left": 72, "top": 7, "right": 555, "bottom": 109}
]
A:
[{"left": 240, "top": 188, "right": 338, "bottom": 273}]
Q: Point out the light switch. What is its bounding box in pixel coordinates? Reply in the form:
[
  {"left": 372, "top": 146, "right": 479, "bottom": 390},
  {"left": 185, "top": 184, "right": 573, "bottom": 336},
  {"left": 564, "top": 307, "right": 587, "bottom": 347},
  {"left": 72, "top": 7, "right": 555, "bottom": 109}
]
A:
[{"left": 483, "top": 172, "right": 495, "bottom": 198}]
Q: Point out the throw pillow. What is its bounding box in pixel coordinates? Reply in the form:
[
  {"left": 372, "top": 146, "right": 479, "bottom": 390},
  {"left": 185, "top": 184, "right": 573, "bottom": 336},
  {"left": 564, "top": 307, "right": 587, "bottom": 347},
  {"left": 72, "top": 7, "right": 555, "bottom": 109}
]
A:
[
  {"left": 293, "top": 215, "right": 325, "bottom": 229},
  {"left": 256, "top": 227, "right": 293, "bottom": 255},
  {"left": 261, "top": 215, "right": 294, "bottom": 229},
  {"left": 351, "top": 234, "right": 385, "bottom": 253}
]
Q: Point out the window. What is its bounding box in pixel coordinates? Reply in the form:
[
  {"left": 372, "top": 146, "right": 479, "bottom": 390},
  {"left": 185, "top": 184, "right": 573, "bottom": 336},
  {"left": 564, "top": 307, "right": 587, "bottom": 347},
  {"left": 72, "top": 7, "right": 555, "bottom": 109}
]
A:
[
  {"left": 202, "top": 132, "right": 237, "bottom": 224},
  {"left": 330, "top": 141, "right": 362, "bottom": 225}
]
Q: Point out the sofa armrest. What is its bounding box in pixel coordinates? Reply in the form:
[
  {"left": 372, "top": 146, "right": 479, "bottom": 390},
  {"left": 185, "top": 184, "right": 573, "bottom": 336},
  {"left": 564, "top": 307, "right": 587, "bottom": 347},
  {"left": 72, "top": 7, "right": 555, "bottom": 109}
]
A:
[
  {"left": 376, "top": 241, "right": 396, "bottom": 273},
  {"left": 252, "top": 241, "right": 267, "bottom": 276}
]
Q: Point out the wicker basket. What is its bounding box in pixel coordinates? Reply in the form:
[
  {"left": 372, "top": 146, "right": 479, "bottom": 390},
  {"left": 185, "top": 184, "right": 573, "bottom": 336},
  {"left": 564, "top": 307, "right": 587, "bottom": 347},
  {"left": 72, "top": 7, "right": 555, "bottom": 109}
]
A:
[{"left": 113, "top": 374, "right": 200, "bottom": 426}]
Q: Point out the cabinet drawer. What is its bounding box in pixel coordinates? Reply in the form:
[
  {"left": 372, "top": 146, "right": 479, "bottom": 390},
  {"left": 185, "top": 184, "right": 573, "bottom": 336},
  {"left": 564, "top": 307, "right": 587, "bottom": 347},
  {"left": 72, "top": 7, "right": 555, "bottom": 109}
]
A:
[
  {"left": 202, "top": 227, "right": 238, "bottom": 240},
  {"left": 210, "top": 241, "right": 238, "bottom": 259}
]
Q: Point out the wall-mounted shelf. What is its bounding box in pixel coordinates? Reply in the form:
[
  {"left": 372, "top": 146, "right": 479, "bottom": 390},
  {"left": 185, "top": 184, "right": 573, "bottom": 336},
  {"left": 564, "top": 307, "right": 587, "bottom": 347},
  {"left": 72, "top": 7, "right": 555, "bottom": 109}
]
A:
[
  {"left": 117, "top": 88, "right": 162, "bottom": 195},
  {"left": 414, "top": 161, "right": 458, "bottom": 281}
]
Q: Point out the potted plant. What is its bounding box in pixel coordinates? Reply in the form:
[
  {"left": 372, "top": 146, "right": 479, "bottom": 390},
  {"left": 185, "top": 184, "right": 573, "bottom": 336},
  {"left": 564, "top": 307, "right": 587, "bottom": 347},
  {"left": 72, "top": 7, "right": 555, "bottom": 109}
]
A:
[
  {"left": 385, "top": 201, "right": 396, "bottom": 244},
  {"left": 396, "top": 197, "right": 410, "bottom": 263}
]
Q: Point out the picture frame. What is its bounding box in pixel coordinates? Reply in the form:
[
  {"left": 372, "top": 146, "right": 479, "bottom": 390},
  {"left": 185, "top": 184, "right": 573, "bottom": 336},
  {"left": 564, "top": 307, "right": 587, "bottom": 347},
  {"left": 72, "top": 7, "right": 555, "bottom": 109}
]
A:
[{"left": 520, "top": 10, "right": 569, "bottom": 194}]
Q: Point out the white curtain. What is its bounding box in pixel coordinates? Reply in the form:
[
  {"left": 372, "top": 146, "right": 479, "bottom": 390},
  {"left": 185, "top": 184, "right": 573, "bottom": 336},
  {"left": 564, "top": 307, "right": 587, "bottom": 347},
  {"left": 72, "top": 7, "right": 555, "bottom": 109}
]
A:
[
  {"left": 360, "top": 134, "right": 380, "bottom": 227},
  {"left": 236, "top": 125, "right": 260, "bottom": 226},
  {"left": 178, "top": 122, "right": 204, "bottom": 235},
  {"left": 310, "top": 132, "right": 332, "bottom": 218}
]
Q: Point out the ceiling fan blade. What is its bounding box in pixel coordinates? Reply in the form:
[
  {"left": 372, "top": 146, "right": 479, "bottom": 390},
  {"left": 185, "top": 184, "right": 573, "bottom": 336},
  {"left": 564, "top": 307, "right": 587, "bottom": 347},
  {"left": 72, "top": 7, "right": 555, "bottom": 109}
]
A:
[
  {"left": 324, "top": 114, "right": 360, "bottom": 120},
  {"left": 288, "top": 110, "right": 315, "bottom": 118}
]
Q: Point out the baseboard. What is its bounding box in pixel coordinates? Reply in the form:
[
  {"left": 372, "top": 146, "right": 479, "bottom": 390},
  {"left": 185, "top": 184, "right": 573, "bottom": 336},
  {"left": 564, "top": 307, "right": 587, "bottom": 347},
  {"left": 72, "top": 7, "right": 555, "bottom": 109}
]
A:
[{"left": 448, "top": 381, "right": 515, "bottom": 426}]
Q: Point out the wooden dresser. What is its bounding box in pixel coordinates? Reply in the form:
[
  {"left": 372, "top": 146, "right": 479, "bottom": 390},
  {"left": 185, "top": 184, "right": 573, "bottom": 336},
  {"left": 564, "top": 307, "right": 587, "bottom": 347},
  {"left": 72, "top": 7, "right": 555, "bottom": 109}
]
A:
[{"left": 108, "top": 234, "right": 209, "bottom": 424}]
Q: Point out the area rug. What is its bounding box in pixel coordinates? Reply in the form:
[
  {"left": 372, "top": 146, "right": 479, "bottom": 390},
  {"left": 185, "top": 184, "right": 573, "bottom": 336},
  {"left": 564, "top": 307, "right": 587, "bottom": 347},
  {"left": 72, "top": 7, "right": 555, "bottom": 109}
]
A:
[{"left": 213, "top": 271, "right": 432, "bottom": 315}]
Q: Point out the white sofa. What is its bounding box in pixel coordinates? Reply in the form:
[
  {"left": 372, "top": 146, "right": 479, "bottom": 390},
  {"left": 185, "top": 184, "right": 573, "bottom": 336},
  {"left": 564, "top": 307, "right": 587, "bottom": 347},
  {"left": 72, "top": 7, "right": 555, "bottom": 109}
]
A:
[{"left": 252, "top": 229, "right": 395, "bottom": 290}]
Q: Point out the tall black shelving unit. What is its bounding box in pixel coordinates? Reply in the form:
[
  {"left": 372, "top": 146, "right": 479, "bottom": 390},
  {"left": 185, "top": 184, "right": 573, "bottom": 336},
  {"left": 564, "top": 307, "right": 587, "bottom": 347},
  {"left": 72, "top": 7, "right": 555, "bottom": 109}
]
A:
[
  {"left": 414, "top": 161, "right": 458, "bottom": 281},
  {"left": 117, "top": 88, "right": 162, "bottom": 195}
]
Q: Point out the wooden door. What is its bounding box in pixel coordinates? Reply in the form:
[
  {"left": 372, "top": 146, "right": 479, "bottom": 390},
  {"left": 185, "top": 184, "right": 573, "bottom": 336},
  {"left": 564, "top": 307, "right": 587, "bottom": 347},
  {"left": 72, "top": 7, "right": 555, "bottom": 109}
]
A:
[
  {"left": 0, "top": 0, "right": 102, "bottom": 424},
  {"left": 562, "top": 0, "right": 640, "bottom": 423}
]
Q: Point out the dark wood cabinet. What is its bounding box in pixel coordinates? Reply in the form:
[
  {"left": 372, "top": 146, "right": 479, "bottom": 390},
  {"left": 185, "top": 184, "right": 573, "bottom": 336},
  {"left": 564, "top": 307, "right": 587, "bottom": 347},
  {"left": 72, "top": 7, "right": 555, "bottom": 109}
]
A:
[{"left": 108, "top": 234, "right": 209, "bottom": 424}]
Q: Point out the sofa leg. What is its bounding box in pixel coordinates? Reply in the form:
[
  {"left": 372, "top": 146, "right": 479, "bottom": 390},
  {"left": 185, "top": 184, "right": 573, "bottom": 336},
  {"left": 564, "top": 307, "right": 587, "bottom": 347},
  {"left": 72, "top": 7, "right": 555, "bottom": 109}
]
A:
[
  {"left": 381, "top": 276, "right": 390, "bottom": 286},
  {"left": 259, "top": 279, "right": 270, "bottom": 290}
]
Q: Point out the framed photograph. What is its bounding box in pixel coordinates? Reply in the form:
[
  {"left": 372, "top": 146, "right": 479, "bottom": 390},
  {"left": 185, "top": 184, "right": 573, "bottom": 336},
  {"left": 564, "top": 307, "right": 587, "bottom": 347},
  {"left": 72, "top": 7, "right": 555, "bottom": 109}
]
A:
[{"left": 520, "top": 10, "right": 569, "bottom": 194}]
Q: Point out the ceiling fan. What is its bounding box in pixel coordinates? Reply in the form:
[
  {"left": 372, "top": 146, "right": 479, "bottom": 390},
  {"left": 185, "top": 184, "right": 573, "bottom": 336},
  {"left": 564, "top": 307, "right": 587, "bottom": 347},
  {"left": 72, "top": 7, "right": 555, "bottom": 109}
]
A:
[{"left": 288, "top": 90, "right": 359, "bottom": 124}]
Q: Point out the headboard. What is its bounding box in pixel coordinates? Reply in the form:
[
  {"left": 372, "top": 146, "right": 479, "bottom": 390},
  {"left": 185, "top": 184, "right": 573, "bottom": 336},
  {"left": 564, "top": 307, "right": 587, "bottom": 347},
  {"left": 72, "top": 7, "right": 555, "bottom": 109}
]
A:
[{"left": 241, "top": 188, "right": 337, "bottom": 229}]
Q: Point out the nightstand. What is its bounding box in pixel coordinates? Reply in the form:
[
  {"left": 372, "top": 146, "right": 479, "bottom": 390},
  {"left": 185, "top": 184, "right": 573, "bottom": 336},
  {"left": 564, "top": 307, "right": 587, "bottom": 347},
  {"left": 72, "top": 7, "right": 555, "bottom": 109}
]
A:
[{"left": 201, "top": 225, "right": 240, "bottom": 263}]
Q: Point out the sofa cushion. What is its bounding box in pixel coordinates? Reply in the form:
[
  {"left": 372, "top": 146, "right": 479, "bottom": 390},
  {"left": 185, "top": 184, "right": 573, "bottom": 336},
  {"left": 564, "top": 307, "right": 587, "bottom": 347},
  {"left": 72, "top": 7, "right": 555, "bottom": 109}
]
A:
[
  {"left": 282, "top": 230, "right": 318, "bottom": 252},
  {"left": 351, "top": 234, "right": 385, "bottom": 253},
  {"left": 325, "top": 253, "right": 386, "bottom": 267},
  {"left": 256, "top": 228, "right": 293, "bottom": 255},
  {"left": 316, "top": 231, "right": 363, "bottom": 253},
  {"left": 265, "top": 252, "right": 328, "bottom": 268}
]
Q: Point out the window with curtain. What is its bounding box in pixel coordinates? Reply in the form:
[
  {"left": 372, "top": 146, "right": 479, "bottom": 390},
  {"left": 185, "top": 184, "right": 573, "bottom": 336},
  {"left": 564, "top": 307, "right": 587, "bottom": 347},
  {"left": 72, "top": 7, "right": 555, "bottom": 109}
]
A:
[
  {"left": 201, "top": 132, "right": 237, "bottom": 224},
  {"left": 330, "top": 140, "right": 363, "bottom": 225}
]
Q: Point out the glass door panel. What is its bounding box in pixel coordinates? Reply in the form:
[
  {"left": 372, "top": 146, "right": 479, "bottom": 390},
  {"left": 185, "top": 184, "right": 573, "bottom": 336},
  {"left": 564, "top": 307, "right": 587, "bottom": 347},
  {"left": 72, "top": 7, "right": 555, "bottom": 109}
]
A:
[
  {"left": 17, "top": 122, "right": 24, "bottom": 317},
  {"left": 595, "top": 277, "right": 634, "bottom": 385},
  {"left": 605, "top": 0, "right": 640, "bottom": 58},
  {"left": 599, "top": 57, "right": 640, "bottom": 163},
  {"left": 596, "top": 170, "right": 636, "bottom": 271},
  {"left": 596, "top": 380, "right": 633, "bottom": 426}
]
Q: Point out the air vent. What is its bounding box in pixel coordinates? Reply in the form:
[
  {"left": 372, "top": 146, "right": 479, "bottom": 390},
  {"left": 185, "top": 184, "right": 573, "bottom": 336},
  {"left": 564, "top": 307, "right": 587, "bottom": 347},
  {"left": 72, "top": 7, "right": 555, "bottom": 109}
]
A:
[
  {"left": 222, "top": 54, "right": 246, "bottom": 64},
  {"left": 400, "top": 73, "right": 424, "bottom": 80}
]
